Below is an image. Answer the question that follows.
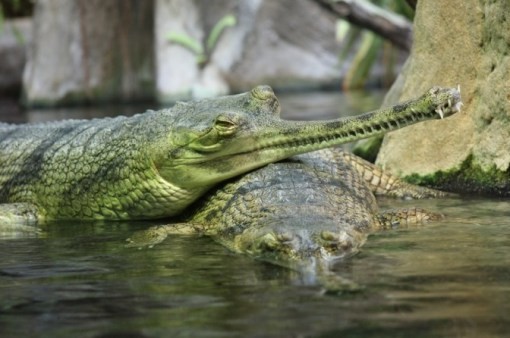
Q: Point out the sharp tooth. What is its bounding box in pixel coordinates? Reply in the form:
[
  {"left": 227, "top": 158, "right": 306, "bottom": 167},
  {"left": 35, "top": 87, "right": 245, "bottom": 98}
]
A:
[
  {"left": 457, "top": 84, "right": 461, "bottom": 94},
  {"left": 448, "top": 99, "right": 452, "bottom": 107},
  {"left": 436, "top": 108, "right": 444, "bottom": 119}
]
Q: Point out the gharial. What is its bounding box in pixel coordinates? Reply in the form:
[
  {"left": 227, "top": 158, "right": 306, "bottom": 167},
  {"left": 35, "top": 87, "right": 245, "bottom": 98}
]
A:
[
  {"left": 0, "top": 85, "right": 460, "bottom": 228},
  {"left": 127, "top": 148, "right": 455, "bottom": 274},
  {"left": 123, "top": 87, "right": 461, "bottom": 276}
]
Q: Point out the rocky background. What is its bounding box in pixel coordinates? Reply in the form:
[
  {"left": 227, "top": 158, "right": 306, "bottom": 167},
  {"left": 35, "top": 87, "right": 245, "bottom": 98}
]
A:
[
  {"left": 155, "top": 0, "right": 343, "bottom": 102},
  {"left": 22, "top": 0, "right": 155, "bottom": 106},
  {"left": 0, "top": 0, "right": 407, "bottom": 106}
]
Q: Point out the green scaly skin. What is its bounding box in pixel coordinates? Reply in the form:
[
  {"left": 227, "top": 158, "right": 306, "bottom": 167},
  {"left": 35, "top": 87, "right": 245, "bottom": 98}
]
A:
[
  {"left": 126, "top": 89, "right": 461, "bottom": 276},
  {"left": 127, "top": 149, "right": 446, "bottom": 276},
  {"left": 0, "top": 86, "right": 461, "bottom": 224}
]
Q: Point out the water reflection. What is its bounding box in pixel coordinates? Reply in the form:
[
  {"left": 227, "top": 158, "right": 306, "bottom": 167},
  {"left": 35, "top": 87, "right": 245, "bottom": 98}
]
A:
[{"left": 0, "top": 197, "right": 509, "bottom": 337}]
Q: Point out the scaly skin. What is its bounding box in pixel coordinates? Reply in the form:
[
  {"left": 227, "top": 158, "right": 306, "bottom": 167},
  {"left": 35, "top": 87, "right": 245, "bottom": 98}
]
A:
[
  {"left": 127, "top": 149, "right": 445, "bottom": 273},
  {"left": 340, "top": 151, "right": 452, "bottom": 198},
  {"left": 187, "top": 149, "right": 379, "bottom": 269},
  {"left": 0, "top": 86, "right": 461, "bottom": 223}
]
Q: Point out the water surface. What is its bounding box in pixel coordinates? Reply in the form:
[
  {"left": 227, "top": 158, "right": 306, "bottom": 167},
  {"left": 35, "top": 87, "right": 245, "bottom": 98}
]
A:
[{"left": 1, "top": 197, "right": 509, "bottom": 337}]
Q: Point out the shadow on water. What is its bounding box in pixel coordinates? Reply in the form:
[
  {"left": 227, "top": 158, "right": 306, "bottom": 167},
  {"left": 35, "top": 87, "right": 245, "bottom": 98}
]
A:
[{"left": 1, "top": 91, "right": 509, "bottom": 337}]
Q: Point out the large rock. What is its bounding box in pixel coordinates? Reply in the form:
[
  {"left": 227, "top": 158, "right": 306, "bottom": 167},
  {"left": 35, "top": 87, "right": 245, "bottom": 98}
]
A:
[
  {"left": 22, "top": 0, "right": 154, "bottom": 106},
  {"left": 375, "top": 0, "right": 510, "bottom": 195},
  {"left": 155, "top": 0, "right": 346, "bottom": 101}
]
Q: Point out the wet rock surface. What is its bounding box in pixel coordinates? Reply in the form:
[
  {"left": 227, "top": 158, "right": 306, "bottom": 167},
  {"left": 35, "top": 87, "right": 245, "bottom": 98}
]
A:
[{"left": 375, "top": 0, "right": 510, "bottom": 195}]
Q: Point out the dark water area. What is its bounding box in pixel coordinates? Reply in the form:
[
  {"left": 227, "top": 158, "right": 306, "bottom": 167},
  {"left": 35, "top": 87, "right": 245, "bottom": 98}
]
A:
[
  {"left": 1, "top": 91, "right": 509, "bottom": 337},
  {"left": 1, "top": 197, "right": 509, "bottom": 338}
]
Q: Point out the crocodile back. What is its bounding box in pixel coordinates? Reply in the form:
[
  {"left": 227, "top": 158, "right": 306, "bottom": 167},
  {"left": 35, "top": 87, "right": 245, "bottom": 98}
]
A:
[
  {"left": 188, "top": 148, "right": 378, "bottom": 262},
  {"left": 0, "top": 114, "right": 177, "bottom": 220}
]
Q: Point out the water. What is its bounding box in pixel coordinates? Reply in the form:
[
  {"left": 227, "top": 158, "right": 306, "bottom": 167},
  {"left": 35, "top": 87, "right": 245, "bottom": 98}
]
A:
[
  {"left": 1, "top": 91, "right": 509, "bottom": 337},
  {"left": 1, "top": 197, "right": 509, "bottom": 337}
]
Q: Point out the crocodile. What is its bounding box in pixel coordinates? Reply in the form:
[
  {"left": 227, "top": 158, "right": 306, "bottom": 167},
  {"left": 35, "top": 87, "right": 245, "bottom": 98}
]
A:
[
  {"left": 126, "top": 148, "right": 449, "bottom": 274},
  {"left": 0, "top": 85, "right": 460, "bottom": 226},
  {"left": 126, "top": 88, "right": 461, "bottom": 274}
]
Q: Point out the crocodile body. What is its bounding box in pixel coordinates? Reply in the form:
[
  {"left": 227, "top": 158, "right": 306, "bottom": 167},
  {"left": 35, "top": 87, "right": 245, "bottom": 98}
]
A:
[
  {"left": 188, "top": 149, "right": 381, "bottom": 267},
  {"left": 0, "top": 86, "right": 461, "bottom": 224},
  {"left": 129, "top": 149, "right": 445, "bottom": 271}
]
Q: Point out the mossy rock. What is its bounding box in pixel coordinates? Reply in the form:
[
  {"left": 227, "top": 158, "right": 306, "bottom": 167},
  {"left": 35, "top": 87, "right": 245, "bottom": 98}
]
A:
[
  {"left": 405, "top": 155, "right": 510, "bottom": 196},
  {"left": 375, "top": 0, "right": 510, "bottom": 196}
]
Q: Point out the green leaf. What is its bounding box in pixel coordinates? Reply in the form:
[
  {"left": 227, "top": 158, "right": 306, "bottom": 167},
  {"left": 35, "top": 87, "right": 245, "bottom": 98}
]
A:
[
  {"left": 166, "top": 31, "right": 204, "bottom": 56},
  {"left": 338, "top": 23, "right": 362, "bottom": 63},
  {"left": 343, "top": 31, "right": 383, "bottom": 89},
  {"left": 335, "top": 20, "right": 350, "bottom": 43},
  {"left": 206, "top": 14, "right": 236, "bottom": 53}
]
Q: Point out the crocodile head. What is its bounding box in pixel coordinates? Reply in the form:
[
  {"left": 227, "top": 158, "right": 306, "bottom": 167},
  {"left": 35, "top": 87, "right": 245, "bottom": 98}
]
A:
[
  {"left": 155, "top": 85, "right": 461, "bottom": 192},
  {"left": 223, "top": 215, "right": 368, "bottom": 271},
  {"left": 156, "top": 85, "right": 284, "bottom": 189}
]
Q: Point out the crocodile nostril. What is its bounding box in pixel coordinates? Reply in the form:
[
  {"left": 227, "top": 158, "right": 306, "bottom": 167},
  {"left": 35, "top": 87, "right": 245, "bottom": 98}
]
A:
[
  {"left": 320, "top": 231, "right": 340, "bottom": 242},
  {"left": 250, "top": 85, "right": 275, "bottom": 101}
]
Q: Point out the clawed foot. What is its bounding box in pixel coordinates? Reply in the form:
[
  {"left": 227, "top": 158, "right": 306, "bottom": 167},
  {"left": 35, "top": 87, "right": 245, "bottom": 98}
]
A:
[
  {"left": 125, "top": 226, "right": 170, "bottom": 249},
  {"left": 125, "top": 222, "right": 200, "bottom": 249}
]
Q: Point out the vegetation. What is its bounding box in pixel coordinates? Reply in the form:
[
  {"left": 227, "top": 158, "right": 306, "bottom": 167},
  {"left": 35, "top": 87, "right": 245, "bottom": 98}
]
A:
[
  {"left": 337, "top": 0, "right": 414, "bottom": 89},
  {"left": 405, "top": 155, "right": 510, "bottom": 195},
  {"left": 166, "top": 14, "right": 236, "bottom": 68}
]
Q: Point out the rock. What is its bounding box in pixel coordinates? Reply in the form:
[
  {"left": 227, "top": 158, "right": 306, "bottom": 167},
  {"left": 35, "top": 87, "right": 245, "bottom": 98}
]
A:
[
  {"left": 22, "top": 0, "right": 154, "bottom": 107},
  {"left": 21, "top": 0, "right": 406, "bottom": 106},
  {"left": 216, "top": 0, "right": 342, "bottom": 91},
  {"left": 155, "top": 0, "right": 347, "bottom": 102},
  {"left": 0, "top": 19, "right": 31, "bottom": 95},
  {"left": 375, "top": 0, "right": 510, "bottom": 195}
]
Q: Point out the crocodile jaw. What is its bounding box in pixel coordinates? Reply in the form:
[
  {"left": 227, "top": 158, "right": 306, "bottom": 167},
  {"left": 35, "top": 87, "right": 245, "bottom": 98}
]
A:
[{"left": 163, "top": 86, "right": 462, "bottom": 189}]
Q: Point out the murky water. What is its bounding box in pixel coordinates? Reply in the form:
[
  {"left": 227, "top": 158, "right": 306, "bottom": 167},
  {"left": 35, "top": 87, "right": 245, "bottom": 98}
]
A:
[{"left": 1, "top": 91, "right": 509, "bottom": 337}]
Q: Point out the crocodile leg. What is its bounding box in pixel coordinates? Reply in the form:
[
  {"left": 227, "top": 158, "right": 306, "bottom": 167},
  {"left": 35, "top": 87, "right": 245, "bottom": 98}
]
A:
[
  {"left": 125, "top": 222, "right": 204, "bottom": 249},
  {"left": 339, "top": 150, "right": 451, "bottom": 199},
  {"left": 0, "top": 203, "right": 40, "bottom": 225},
  {"left": 375, "top": 207, "right": 444, "bottom": 230},
  {"left": 0, "top": 203, "right": 43, "bottom": 237}
]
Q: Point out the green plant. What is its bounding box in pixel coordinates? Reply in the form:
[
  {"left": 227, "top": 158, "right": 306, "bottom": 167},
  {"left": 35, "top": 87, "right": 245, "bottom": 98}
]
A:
[
  {"left": 166, "top": 14, "right": 236, "bottom": 68},
  {"left": 337, "top": 0, "right": 414, "bottom": 89}
]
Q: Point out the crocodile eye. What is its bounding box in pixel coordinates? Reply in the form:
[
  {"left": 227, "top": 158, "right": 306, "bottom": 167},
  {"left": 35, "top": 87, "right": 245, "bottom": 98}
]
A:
[{"left": 214, "top": 115, "right": 238, "bottom": 136}]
